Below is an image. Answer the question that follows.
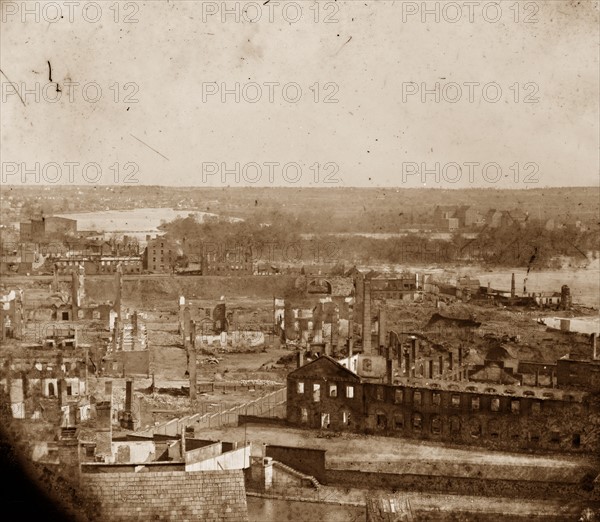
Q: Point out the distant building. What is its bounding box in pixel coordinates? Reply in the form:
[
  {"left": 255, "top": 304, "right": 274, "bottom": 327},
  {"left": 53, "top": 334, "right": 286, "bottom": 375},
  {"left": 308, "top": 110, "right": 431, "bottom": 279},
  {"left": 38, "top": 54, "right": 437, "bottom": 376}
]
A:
[
  {"left": 201, "top": 249, "right": 253, "bottom": 275},
  {"left": 54, "top": 257, "right": 142, "bottom": 275},
  {"left": 454, "top": 206, "right": 483, "bottom": 228},
  {"left": 500, "top": 210, "right": 528, "bottom": 228},
  {"left": 20, "top": 216, "right": 77, "bottom": 242},
  {"left": 484, "top": 209, "right": 501, "bottom": 228},
  {"left": 433, "top": 206, "right": 482, "bottom": 230},
  {"left": 370, "top": 275, "right": 419, "bottom": 301},
  {"left": 143, "top": 238, "right": 180, "bottom": 273}
]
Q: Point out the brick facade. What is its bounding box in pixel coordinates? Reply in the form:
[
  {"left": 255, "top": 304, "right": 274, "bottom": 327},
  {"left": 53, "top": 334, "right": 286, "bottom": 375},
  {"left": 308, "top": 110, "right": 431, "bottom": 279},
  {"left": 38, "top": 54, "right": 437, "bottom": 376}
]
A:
[{"left": 287, "top": 356, "right": 600, "bottom": 454}]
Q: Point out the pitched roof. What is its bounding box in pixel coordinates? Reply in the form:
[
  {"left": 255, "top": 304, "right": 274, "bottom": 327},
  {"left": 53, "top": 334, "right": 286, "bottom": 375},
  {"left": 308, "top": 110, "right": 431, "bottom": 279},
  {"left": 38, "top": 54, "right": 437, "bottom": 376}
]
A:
[{"left": 288, "top": 355, "right": 361, "bottom": 381}]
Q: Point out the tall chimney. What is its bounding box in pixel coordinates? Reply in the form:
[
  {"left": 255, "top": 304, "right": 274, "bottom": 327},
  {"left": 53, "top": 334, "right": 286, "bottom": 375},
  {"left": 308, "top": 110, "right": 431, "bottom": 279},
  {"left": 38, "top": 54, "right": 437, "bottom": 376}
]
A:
[
  {"left": 386, "top": 359, "right": 393, "bottom": 385},
  {"left": 378, "top": 308, "right": 387, "bottom": 352},
  {"left": 180, "top": 424, "right": 187, "bottom": 459},
  {"left": 183, "top": 307, "right": 191, "bottom": 347},
  {"left": 178, "top": 296, "right": 186, "bottom": 335},
  {"left": 58, "top": 378, "right": 68, "bottom": 414},
  {"left": 592, "top": 333, "right": 598, "bottom": 360},
  {"left": 53, "top": 264, "right": 59, "bottom": 292},
  {"left": 96, "top": 379, "right": 113, "bottom": 457},
  {"left": 115, "top": 264, "right": 122, "bottom": 322},
  {"left": 119, "top": 378, "right": 135, "bottom": 430},
  {"left": 511, "top": 273, "right": 516, "bottom": 298},
  {"left": 112, "top": 318, "right": 119, "bottom": 351},
  {"left": 125, "top": 379, "right": 133, "bottom": 412},
  {"left": 297, "top": 350, "right": 304, "bottom": 368},
  {"left": 362, "top": 280, "right": 372, "bottom": 354},
  {"left": 71, "top": 269, "right": 79, "bottom": 317},
  {"left": 189, "top": 321, "right": 197, "bottom": 401}
]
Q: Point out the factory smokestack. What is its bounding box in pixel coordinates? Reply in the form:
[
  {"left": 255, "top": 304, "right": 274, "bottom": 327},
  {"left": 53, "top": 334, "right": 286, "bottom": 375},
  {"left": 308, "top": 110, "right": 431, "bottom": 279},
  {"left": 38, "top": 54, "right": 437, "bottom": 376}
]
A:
[{"left": 511, "top": 273, "right": 516, "bottom": 298}]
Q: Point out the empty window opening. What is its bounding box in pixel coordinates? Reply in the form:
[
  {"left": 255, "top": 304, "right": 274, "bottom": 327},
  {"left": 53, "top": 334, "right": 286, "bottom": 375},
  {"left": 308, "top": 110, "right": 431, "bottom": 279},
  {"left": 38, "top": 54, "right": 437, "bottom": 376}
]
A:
[
  {"left": 451, "top": 395, "right": 460, "bottom": 409},
  {"left": 394, "top": 414, "right": 404, "bottom": 430},
  {"left": 431, "top": 416, "right": 442, "bottom": 435},
  {"left": 394, "top": 389, "right": 403, "bottom": 404},
  {"left": 300, "top": 407, "right": 308, "bottom": 424},
  {"left": 412, "top": 413, "right": 422, "bottom": 431},
  {"left": 313, "top": 383, "right": 321, "bottom": 402},
  {"left": 329, "top": 384, "right": 337, "bottom": 397}
]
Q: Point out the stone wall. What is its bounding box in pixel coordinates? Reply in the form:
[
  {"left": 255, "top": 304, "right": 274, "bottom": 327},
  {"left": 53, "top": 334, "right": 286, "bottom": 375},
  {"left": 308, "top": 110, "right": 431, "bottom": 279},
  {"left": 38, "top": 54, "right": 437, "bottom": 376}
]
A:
[
  {"left": 326, "top": 469, "right": 600, "bottom": 501},
  {"left": 265, "top": 445, "right": 327, "bottom": 484},
  {"left": 82, "top": 470, "right": 248, "bottom": 521}
]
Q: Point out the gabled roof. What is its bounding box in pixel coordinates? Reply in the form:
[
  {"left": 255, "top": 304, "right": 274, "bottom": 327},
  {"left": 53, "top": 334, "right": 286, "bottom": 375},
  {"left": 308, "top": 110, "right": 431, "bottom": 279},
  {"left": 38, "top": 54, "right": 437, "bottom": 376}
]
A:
[{"left": 288, "top": 355, "right": 361, "bottom": 382}]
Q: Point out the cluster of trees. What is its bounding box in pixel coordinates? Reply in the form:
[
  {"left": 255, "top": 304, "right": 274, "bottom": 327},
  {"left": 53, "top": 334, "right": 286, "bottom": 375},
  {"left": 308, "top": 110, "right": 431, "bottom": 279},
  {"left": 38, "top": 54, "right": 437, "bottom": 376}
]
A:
[
  {"left": 161, "top": 210, "right": 599, "bottom": 269},
  {"left": 161, "top": 211, "right": 303, "bottom": 258}
]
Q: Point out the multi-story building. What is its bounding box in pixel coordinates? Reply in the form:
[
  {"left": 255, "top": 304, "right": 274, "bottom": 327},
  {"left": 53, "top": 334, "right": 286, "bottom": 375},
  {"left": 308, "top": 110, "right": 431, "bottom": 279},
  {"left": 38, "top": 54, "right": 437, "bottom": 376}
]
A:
[
  {"left": 201, "top": 249, "right": 253, "bottom": 275},
  {"left": 143, "top": 237, "right": 180, "bottom": 273},
  {"left": 54, "top": 256, "right": 142, "bottom": 275},
  {"left": 20, "top": 216, "right": 77, "bottom": 242},
  {"left": 286, "top": 354, "right": 599, "bottom": 454}
]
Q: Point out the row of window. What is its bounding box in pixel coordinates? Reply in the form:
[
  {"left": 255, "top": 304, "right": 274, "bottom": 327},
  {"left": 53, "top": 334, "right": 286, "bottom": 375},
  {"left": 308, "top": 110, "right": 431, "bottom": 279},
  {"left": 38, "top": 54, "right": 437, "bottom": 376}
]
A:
[
  {"left": 298, "top": 407, "right": 582, "bottom": 447},
  {"left": 206, "top": 265, "right": 251, "bottom": 271},
  {"left": 296, "top": 381, "right": 354, "bottom": 400},
  {"left": 296, "top": 381, "right": 542, "bottom": 414}
]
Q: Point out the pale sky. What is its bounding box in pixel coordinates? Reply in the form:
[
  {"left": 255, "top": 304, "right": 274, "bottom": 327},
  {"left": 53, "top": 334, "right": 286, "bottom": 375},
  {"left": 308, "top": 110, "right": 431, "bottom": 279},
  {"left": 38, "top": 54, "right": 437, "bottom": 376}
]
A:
[{"left": 1, "top": 0, "right": 598, "bottom": 188}]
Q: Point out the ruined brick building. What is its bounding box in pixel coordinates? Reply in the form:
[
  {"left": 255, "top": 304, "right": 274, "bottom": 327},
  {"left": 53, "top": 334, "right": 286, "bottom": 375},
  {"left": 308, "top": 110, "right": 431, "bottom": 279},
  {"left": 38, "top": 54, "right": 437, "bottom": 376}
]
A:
[{"left": 286, "top": 352, "right": 599, "bottom": 454}]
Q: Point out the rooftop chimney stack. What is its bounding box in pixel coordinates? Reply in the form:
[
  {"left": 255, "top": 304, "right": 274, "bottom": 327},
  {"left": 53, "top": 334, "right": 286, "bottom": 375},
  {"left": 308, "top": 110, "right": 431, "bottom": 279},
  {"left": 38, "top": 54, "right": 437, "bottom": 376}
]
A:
[
  {"left": 53, "top": 264, "right": 59, "bottom": 292},
  {"left": 115, "top": 264, "right": 122, "bottom": 322},
  {"left": 125, "top": 379, "right": 133, "bottom": 412},
  {"left": 120, "top": 378, "right": 135, "bottom": 430},
  {"left": 362, "top": 280, "right": 372, "bottom": 354},
  {"left": 96, "top": 380, "right": 113, "bottom": 458},
  {"left": 189, "top": 321, "right": 197, "bottom": 402},
  {"left": 378, "top": 308, "right": 387, "bottom": 353},
  {"left": 297, "top": 350, "right": 304, "bottom": 368},
  {"left": 178, "top": 296, "right": 185, "bottom": 335},
  {"left": 71, "top": 269, "right": 79, "bottom": 317}
]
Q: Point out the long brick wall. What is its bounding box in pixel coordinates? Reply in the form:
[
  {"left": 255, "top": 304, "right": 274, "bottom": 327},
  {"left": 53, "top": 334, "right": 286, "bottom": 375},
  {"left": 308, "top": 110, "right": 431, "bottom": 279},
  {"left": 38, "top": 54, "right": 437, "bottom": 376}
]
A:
[{"left": 82, "top": 470, "right": 248, "bottom": 521}]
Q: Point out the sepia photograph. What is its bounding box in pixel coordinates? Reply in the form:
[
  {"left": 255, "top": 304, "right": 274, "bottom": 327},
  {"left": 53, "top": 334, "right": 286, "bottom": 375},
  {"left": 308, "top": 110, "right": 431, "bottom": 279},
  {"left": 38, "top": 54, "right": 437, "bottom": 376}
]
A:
[{"left": 1, "top": 1, "right": 599, "bottom": 520}]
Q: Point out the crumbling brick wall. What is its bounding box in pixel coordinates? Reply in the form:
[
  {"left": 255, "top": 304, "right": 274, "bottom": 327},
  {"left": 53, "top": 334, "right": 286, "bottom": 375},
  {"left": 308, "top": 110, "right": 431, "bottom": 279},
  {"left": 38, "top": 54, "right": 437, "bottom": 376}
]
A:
[{"left": 82, "top": 470, "right": 248, "bottom": 521}]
